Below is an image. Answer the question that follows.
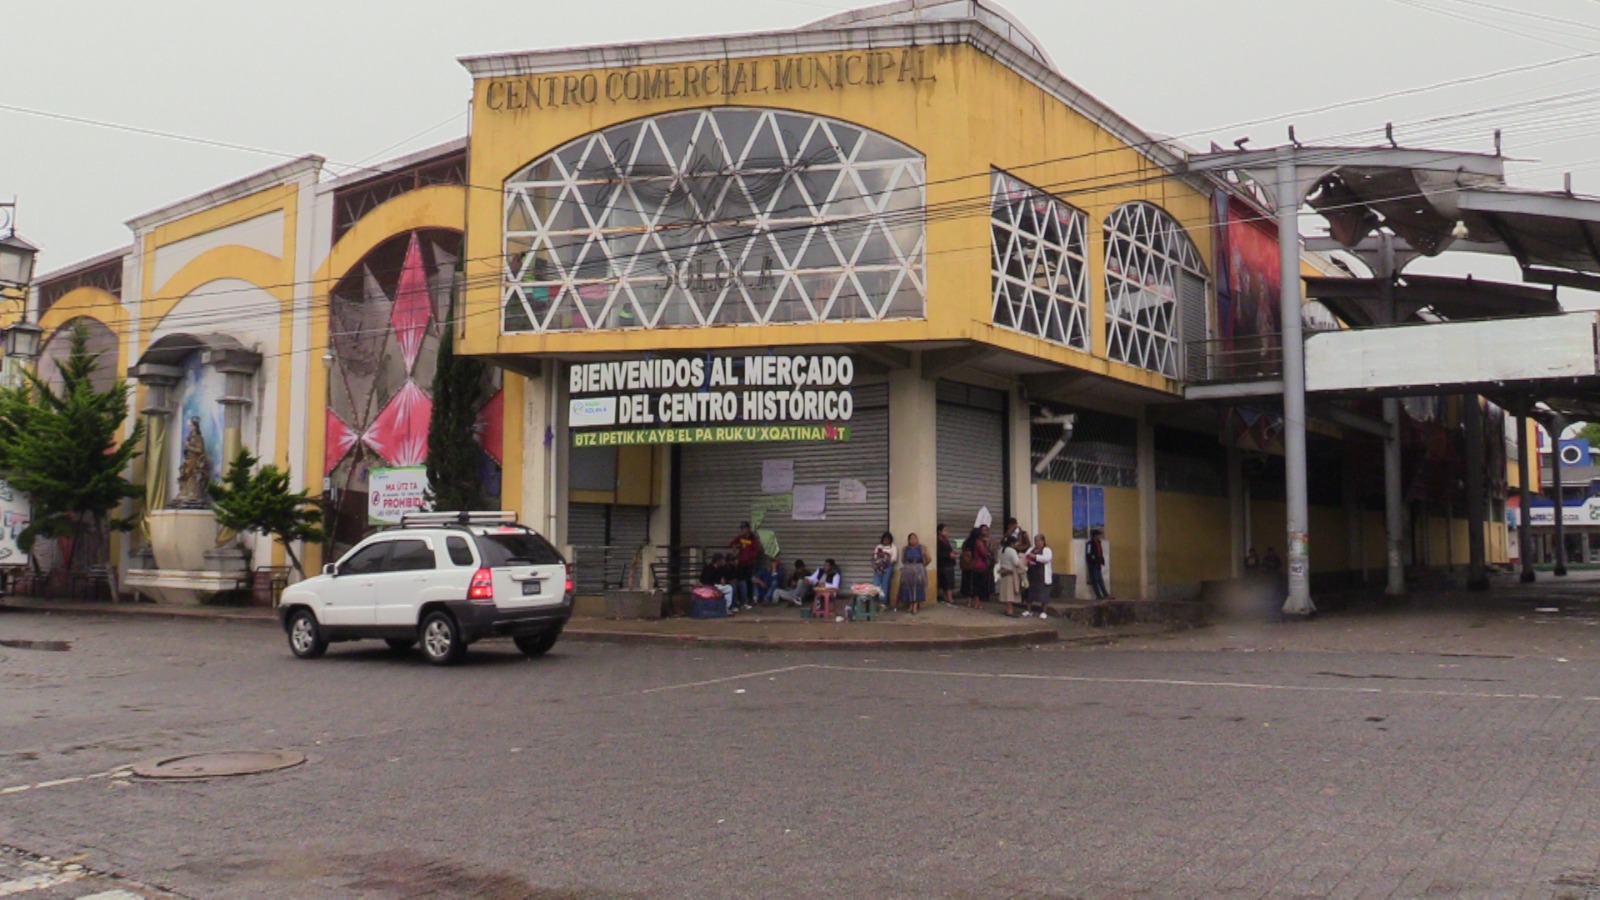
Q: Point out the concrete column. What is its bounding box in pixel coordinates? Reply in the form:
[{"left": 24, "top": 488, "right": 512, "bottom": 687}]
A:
[
  {"left": 1007, "top": 386, "right": 1032, "bottom": 531},
  {"left": 1517, "top": 413, "right": 1535, "bottom": 583},
  {"left": 1551, "top": 418, "right": 1568, "bottom": 576},
  {"left": 520, "top": 366, "right": 558, "bottom": 545},
  {"left": 1582, "top": 531, "right": 1591, "bottom": 566},
  {"left": 888, "top": 363, "right": 938, "bottom": 560},
  {"left": 1384, "top": 400, "right": 1405, "bottom": 596},
  {"left": 1228, "top": 446, "right": 1244, "bottom": 578},
  {"left": 1275, "top": 154, "right": 1313, "bottom": 616},
  {"left": 1137, "top": 409, "right": 1157, "bottom": 600},
  {"left": 1464, "top": 395, "right": 1489, "bottom": 590}
]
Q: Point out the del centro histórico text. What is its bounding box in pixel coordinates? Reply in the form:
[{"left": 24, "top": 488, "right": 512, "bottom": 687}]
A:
[
  {"left": 486, "top": 48, "right": 936, "bottom": 113},
  {"left": 568, "top": 355, "right": 855, "bottom": 430}
]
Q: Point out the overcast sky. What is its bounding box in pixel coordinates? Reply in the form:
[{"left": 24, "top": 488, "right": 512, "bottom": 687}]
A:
[{"left": 9, "top": 0, "right": 1600, "bottom": 296}]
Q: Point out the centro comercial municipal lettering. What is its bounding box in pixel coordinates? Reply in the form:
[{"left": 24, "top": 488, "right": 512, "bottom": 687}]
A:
[{"left": 26, "top": 0, "right": 1514, "bottom": 609}]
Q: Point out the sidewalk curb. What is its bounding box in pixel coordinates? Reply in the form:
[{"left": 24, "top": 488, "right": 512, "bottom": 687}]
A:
[
  {"left": 1, "top": 600, "right": 1091, "bottom": 651},
  {"left": 561, "top": 626, "right": 1059, "bottom": 651},
  {"left": 0, "top": 601, "right": 275, "bottom": 625}
]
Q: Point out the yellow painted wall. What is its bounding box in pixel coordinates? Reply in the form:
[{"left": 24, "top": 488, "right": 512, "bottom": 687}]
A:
[
  {"left": 1103, "top": 486, "right": 1141, "bottom": 599},
  {"left": 1155, "top": 493, "right": 1232, "bottom": 586},
  {"left": 1037, "top": 481, "right": 1074, "bottom": 573},
  {"left": 461, "top": 43, "right": 1209, "bottom": 398}
]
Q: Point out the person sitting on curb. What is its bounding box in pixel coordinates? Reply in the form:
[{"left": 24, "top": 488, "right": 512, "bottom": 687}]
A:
[
  {"left": 700, "top": 553, "right": 737, "bottom": 614},
  {"left": 754, "top": 557, "right": 784, "bottom": 606},
  {"left": 774, "top": 559, "right": 808, "bottom": 606}
]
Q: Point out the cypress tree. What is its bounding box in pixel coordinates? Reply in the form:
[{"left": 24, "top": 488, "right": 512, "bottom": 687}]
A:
[
  {"left": 0, "top": 324, "right": 144, "bottom": 571},
  {"left": 425, "top": 291, "right": 487, "bottom": 513}
]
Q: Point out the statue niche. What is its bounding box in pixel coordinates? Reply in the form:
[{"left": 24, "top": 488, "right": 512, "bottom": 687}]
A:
[{"left": 174, "top": 415, "right": 210, "bottom": 508}]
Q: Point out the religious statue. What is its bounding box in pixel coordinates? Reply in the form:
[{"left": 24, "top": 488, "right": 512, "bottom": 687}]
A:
[{"left": 175, "top": 416, "right": 210, "bottom": 506}]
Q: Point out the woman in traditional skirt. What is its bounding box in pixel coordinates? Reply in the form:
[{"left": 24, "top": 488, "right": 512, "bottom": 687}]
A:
[
  {"left": 997, "top": 533, "right": 1024, "bottom": 617},
  {"left": 1023, "top": 533, "right": 1053, "bottom": 619},
  {"left": 898, "top": 532, "right": 929, "bottom": 614}
]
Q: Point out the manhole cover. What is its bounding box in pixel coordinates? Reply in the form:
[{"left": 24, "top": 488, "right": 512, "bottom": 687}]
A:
[{"left": 131, "top": 749, "right": 305, "bottom": 780}]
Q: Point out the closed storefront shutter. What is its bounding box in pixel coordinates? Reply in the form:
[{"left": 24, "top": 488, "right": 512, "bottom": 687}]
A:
[
  {"left": 568, "top": 503, "right": 610, "bottom": 594},
  {"left": 567, "top": 503, "right": 652, "bottom": 593},
  {"left": 1179, "top": 271, "right": 1208, "bottom": 382},
  {"left": 679, "top": 383, "right": 888, "bottom": 583},
  {"left": 937, "top": 382, "right": 1006, "bottom": 536}
]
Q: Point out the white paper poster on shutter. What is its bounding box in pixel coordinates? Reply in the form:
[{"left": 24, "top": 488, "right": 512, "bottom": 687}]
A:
[
  {"left": 762, "top": 459, "right": 795, "bottom": 494},
  {"left": 838, "top": 479, "right": 867, "bottom": 504},
  {"left": 793, "top": 484, "right": 827, "bottom": 521}
]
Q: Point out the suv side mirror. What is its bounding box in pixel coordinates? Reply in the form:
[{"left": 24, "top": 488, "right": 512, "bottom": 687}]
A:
[{"left": 322, "top": 563, "right": 338, "bottom": 577}]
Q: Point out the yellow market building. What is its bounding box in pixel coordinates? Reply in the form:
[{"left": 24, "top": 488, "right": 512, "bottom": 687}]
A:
[{"left": 21, "top": 0, "right": 1504, "bottom": 606}]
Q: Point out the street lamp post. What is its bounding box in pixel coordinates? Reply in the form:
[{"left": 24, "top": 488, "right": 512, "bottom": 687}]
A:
[{"left": 0, "top": 214, "right": 41, "bottom": 388}]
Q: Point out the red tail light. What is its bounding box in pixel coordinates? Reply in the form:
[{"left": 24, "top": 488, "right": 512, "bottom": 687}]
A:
[
  {"left": 468, "top": 567, "right": 494, "bottom": 602},
  {"left": 564, "top": 564, "right": 574, "bottom": 594}
]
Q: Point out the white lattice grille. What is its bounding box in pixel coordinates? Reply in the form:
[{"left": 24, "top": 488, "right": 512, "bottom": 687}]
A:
[
  {"left": 989, "top": 170, "right": 1089, "bottom": 349},
  {"left": 502, "top": 108, "right": 927, "bottom": 333},
  {"left": 1104, "top": 202, "right": 1206, "bottom": 377}
]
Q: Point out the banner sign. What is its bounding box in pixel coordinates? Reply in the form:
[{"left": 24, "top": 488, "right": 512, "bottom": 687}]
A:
[
  {"left": 368, "top": 467, "right": 430, "bottom": 525},
  {"left": 0, "top": 478, "right": 31, "bottom": 565},
  {"left": 569, "top": 355, "right": 854, "bottom": 445},
  {"left": 1514, "top": 499, "right": 1600, "bottom": 527}
]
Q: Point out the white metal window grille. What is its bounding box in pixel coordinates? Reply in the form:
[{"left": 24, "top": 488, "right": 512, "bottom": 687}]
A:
[
  {"left": 502, "top": 108, "right": 927, "bottom": 333},
  {"left": 989, "top": 170, "right": 1089, "bottom": 349},
  {"left": 1103, "top": 202, "right": 1206, "bottom": 377}
]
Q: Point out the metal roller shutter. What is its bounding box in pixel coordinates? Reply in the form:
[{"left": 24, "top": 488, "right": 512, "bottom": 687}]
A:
[
  {"left": 679, "top": 383, "right": 888, "bottom": 584},
  {"left": 567, "top": 503, "right": 610, "bottom": 594},
  {"left": 937, "top": 382, "right": 1006, "bottom": 535}
]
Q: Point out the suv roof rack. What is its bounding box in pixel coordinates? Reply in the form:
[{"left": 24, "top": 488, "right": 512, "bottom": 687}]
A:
[{"left": 399, "top": 511, "right": 518, "bottom": 528}]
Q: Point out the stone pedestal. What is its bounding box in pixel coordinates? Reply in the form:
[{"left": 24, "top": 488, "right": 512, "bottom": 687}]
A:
[{"left": 131, "top": 509, "right": 245, "bottom": 605}]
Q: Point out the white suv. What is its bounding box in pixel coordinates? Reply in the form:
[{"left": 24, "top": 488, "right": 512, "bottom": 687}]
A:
[{"left": 276, "top": 511, "right": 574, "bottom": 665}]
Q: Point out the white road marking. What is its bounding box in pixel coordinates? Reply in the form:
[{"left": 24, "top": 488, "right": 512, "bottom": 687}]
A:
[
  {"left": 0, "top": 870, "right": 83, "bottom": 895},
  {"left": 640, "top": 664, "right": 809, "bottom": 695},
  {"left": 77, "top": 891, "right": 144, "bottom": 899},
  {"left": 0, "top": 767, "right": 130, "bottom": 798},
  {"left": 809, "top": 664, "right": 1576, "bottom": 702}
]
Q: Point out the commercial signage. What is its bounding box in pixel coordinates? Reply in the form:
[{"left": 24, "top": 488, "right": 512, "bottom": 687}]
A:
[
  {"left": 1512, "top": 499, "right": 1600, "bottom": 527},
  {"left": 368, "top": 467, "right": 430, "bottom": 525},
  {"left": 0, "top": 478, "right": 31, "bottom": 565},
  {"left": 568, "top": 355, "right": 854, "bottom": 446},
  {"left": 485, "top": 48, "right": 935, "bottom": 114}
]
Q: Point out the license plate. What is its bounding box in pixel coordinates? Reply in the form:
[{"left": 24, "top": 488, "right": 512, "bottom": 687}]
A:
[{"left": 521, "top": 581, "right": 541, "bottom": 596}]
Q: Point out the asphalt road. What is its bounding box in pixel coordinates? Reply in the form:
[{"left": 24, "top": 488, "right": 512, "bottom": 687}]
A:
[{"left": 5, "top": 610, "right": 1600, "bottom": 898}]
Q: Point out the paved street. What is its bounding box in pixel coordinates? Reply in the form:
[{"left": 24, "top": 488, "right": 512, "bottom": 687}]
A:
[{"left": 8, "top": 596, "right": 1600, "bottom": 897}]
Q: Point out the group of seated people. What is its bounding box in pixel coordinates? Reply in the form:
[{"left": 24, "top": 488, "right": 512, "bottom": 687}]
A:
[{"left": 698, "top": 555, "right": 842, "bottom": 614}]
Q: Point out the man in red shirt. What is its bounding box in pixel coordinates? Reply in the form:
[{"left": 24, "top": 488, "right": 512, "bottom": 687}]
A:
[{"left": 729, "top": 521, "right": 763, "bottom": 610}]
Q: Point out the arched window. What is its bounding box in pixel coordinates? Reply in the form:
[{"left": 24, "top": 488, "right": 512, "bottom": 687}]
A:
[
  {"left": 990, "top": 170, "right": 1089, "bottom": 349},
  {"left": 1103, "top": 202, "right": 1207, "bottom": 378},
  {"left": 502, "top": 108, "right": 926, "bottom": 332}
]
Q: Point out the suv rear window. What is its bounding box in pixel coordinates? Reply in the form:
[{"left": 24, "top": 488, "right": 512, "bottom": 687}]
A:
[{"left": 476, "top": 531, "right": 564, "bottom": 567}]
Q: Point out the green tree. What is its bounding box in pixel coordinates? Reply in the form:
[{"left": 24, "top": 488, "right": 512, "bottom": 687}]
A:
[
  {"left": 0, "top": 324, "right": 143, "bottom": 572},
  {"left": 209, "top": 449, "right": 326, "bottom": 577},
  {"left": 1578, "top": 422, "right": 1600, "bottom": 448},
  {"left": 424, "top": 294, "right": 488, "bottom": 512}
]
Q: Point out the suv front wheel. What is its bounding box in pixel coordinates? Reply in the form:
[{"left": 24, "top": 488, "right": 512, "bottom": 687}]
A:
[
  {"left": 419, "top": 611, "right": 467, "bottom": 666},
  {"left": 287, "top": 609, "right": 328, "bottom": 660}
]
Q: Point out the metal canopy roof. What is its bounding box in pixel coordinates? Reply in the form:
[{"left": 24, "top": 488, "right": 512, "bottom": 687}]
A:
[
  {"left": 1456, "top": 187, "right": 1600, "bottom": 284},
  {"left": 1304, "top": 274, "right": 1560, "bottom": 328}
]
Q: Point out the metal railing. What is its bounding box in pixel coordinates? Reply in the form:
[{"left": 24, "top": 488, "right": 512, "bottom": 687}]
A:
[
  {"left": 568, "top": 544, "right": 647, "bottom": 595},
  {"left": 1185, "top": 335, "right": 1284, "bottom": 385}
]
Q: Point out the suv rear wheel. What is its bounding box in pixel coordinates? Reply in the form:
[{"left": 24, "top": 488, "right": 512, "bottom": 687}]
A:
[
  {"left": 513, "top": 630, "right": 560, "bottom": 658},
  {"left": 287, "top": 609, "right": 328, "bottom": 660},
  {"left": 419, "top": 611, "right": 467, "bottom": 666}
]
